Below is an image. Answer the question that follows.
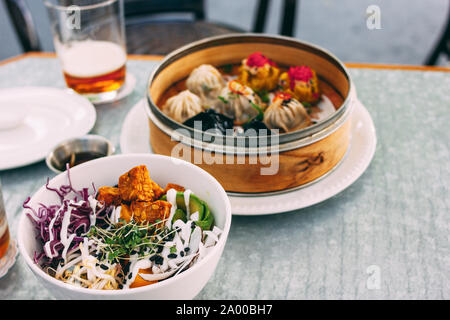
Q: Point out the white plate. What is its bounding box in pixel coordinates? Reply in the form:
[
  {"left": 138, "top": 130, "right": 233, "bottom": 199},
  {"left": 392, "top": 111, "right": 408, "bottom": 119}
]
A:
[
  {"left": 0, "top": 87, "right": 97, "bottom": 171},
  {"left": 120, "top": 98, "right": 377, "bottom": 215},
  {"left": 120, "top": 98, "right": 152, "bottom": 154},
  {"left": 230, "top": 99, "right": 376, "bottom": 214}
]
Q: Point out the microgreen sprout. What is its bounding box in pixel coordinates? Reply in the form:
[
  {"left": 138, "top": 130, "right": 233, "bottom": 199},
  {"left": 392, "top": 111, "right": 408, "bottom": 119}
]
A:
[{"left": 87, "top": 217, "right": 177, "bottom": 263}]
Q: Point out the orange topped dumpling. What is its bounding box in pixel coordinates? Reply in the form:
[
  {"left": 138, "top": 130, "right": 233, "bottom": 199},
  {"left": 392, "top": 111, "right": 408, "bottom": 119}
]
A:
[
  {"left": 238, "top": 52, "right": 280, "bottom": 92},
  {"left": 279, "top": 66, "right": 320, "bottom": 104}
]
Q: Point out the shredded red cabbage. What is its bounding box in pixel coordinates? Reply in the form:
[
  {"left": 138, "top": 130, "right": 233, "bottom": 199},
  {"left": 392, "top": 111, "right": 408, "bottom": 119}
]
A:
[{"left": 23, "top": 166, "right": 111, "bottom": 267}]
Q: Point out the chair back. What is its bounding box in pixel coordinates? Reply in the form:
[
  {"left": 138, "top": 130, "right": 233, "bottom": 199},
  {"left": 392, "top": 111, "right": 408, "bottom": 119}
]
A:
[
  {"left": 4, "top": 0, "right": 41, "bottom": 52},
  {"left": 424, "top": 3, "right": 450, "bottom": 65},
  {"left": 253, "top": 0, "right": 298, "bottom": 37},
  {"left": 124, "top": 0, "right": 205, "bottom": 21},
  {"left": 3, "top": 0, "right": 299, "bottom": 55}
]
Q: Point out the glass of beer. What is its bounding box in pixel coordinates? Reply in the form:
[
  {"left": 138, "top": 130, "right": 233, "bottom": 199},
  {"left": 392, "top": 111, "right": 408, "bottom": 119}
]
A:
[
  {"left": 0, "top": 180, "right": 10, "bottom": 259},
  {"left": 45, "top": 0, "right": 127, "bottom": 103}
]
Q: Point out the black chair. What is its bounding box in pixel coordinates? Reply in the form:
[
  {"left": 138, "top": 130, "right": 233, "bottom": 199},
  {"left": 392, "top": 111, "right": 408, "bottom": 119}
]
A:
[
  {"left": 280, "top": 0, "right": 298, "bottom": 37},
  {"left": 124, "top": 0, "right": 206, "bottom": 22},
  {"left": 4, "top": 0, "right": 299, "bottom": 55},
  {"left": 125, "top": 0, "right": 299, "bottom": 54},
  {"left": 124, "top": 0, "right": 245, "bottom": 55},
  {"left": 253, "top": 0, "right": 298, "bottom": 37},
  {"left": 4, "top": 0, "right": 41, "bottom": 52},
  {"left": 424, "top": 2, "right": 450, "bottom": 66}
]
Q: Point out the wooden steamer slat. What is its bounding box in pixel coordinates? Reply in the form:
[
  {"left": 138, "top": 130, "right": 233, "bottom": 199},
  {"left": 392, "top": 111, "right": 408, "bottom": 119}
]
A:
[{"left": 149, "top": 114, "right": 351, "bottom": 193}]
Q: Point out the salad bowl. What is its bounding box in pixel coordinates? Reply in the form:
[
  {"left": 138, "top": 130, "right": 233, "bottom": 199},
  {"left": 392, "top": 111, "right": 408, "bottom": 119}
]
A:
[{"left": 18, "top": 154, "right": 231, "bottom": 299}]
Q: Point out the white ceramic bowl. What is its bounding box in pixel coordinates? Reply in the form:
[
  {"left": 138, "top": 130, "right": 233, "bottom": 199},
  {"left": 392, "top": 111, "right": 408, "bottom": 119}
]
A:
[{"left": 18, "top": 154, "right": 232, "bottom": 299}]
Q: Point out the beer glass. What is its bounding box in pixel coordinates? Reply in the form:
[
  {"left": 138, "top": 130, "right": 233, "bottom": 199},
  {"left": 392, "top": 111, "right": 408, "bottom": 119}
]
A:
[
  {"left": 45, "top": 0, "right": 127, "bottom": 103},
  {"left": 0, "top": 180, "right": 10, "bottom": 259}
]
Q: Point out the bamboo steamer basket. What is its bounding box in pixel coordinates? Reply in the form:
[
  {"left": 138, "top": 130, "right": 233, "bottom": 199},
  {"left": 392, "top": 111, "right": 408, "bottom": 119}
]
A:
[{"left": 146, "top": 34, "right": 354, "bottom": 195}]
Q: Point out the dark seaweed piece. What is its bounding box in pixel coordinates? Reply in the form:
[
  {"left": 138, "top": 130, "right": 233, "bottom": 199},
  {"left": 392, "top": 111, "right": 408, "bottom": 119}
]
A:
[
  {"left": 183, "top": 109, "right": 234, "bottom": 135},
  {"left": 242, "top": 118, "right": 272, "bottom": 136},
  {"left": 222, "top": 64, "right": 233, "bottom": 74}
]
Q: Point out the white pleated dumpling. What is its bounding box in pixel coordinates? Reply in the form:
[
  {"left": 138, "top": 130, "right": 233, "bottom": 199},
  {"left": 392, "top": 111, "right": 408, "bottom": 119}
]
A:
[
  {"left": 263, "top": 93, "right": 310, "bottom": 133},
  {"left": 214, "top": 80, "right": 262, "bottom": 124},
  {"left": 162, "top": 90, "right": 203, "bottom": 123},
  {"left": 186, "top": 64, "right": 225, "bottom": 107}
]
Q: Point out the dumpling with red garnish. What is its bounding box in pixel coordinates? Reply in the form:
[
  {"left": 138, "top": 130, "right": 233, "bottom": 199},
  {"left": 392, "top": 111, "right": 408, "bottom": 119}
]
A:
[
  {"left": 278, "top": 65, "right": 320, "bottom": 104},
  {"left": 238, "top": 52, "right": 280, "bottom": 92},
  {"left": 263, "top": 92, "right": 311, "bottom": 133},
  {"left": 214, "top": 80, "right": 263, "bottom": 125}
]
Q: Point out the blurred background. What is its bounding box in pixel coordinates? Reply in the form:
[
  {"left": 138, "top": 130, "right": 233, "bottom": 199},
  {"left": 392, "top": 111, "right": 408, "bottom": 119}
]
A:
[{"left": 0, "top": 0, "right": 449, "bottom": 66}]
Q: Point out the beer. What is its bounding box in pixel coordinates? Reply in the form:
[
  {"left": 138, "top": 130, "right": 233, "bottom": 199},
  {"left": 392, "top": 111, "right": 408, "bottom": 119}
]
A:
[
  {"left": 59, "top": 40, "right": 127, "bottom": 94},
  {"left": 0, "top": 180, "right": 9, "bottom": 259},
  {"left": 46, "top": 0, "right": 127, "bottom": 103},
  {"left": 0, "top": 221, "right": 9, "bottom": 259}
]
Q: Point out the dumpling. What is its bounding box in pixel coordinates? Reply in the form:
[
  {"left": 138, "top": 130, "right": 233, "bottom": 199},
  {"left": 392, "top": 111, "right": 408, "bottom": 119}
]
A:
[
  {"left": 263, "top": 92, "right": 311, "bottom": 133},
  {"left": 238, "top": 52, "right": 280, "bottom": 92},
  {"left": 214, "top": 80, "right": 263, "bottom": 125},
  {"left": 278, "top": 65, "right": 320, "bottom": 104},
  {"left": 162, "top": 90, "right": 203, "bottom": 123},
  {"left": 186, "top": 64, "right": 225, "bottom": 107}
]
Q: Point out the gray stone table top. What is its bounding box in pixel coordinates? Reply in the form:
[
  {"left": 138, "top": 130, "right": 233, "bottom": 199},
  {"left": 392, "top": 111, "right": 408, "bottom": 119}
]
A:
[{"left": 0, "top": 55, "right": 449, "bottom": 299}]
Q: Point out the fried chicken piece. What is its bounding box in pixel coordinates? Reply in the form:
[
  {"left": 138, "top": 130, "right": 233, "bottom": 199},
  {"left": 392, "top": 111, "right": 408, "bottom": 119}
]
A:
[
  {"left": 97, "top": 186, "right": 121, "bottom": 207},
  {"left": 130, "top": 200, "right": 171, "bottom": 224},
  {"left": 118, "top": 165, "right": 164, "bottom": 202},
  {"left": 164, "top": 183, "right": 185, "bottom": 193},
  {"left": 119, "top": 204, "right": 133, "bottom": 222}
]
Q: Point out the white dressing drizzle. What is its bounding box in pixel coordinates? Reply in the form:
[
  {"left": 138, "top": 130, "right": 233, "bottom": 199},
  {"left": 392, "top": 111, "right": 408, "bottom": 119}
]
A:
[
  {"left": 109, "top": 205, "right": 121, "bottom": 225},
  {"left": 203, "top": 230, "right": 219, "bottom": 248},
  {"left": 139, "top": 269, "right": 177, "bottom": 282},
  {"left": 123, "top": 256, "right": 152, "bottom": 289},
  {"left": 183, "top": 189, "right": 192, "bottom": 216},
  {"left": 60, "top": 200, "right": 84, "bottom": 263},
  {"left": 44, "top": 204, "right": 65, "bottom": 258},
  {"left": 172, "top": 219, "right": 185, "bottom": 230},
  {"left": 165, "top": 188, "right": 178, "bottom": 229},
  {"left": 190, "top": 211, "right": 199, "bottom": 221},
  {"left": 189, "top": 226, "right": 202, "bottom": 254},
  {"left": 88, "top": 195, "right": 98, "bottom": 227},
  {"left": 180, "top": 221, "right": 191, "bottom": 244}
]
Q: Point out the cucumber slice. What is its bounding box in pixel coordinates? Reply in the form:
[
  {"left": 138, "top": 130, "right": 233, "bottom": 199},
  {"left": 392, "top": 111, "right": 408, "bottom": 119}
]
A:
[
  {"left": 172, "top": 208, "right": 187, "bottom": 223},
  {"left": 195, "top": 200, "right": 214, "bottom": 231},
  {"left": 160, "top": 191, "right": 205, "bottom": 219},
  {"left": 161, "top": 191, "right": 213, "bottom": 230}
]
